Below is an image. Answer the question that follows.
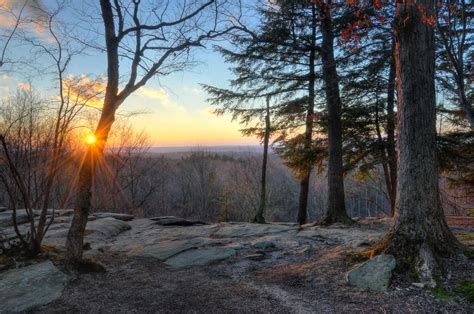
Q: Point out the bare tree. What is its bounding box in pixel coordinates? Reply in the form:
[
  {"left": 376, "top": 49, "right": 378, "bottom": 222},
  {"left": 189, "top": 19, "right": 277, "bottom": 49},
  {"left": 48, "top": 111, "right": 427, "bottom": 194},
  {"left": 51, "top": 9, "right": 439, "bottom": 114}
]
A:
[
  {"left": 0, "top": 0, "right": 28, "bottom": 68},
  {"left": 93, "top": 119, "right": 157, "bottom": 215},
  {"left": 65, "top": 0, "right": 246, "bottom": 266},
  {"left": 0, "top": 3, "right": 95, "bottom": 255}
]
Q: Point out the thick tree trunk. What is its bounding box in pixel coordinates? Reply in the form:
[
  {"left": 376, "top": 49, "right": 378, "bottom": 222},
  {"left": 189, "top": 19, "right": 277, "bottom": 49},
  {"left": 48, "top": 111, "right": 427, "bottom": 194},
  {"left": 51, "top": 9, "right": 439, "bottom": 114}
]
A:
[
  {"left": 297, "top": 4, "right": 317, "bottom": 225},
  {"left": 65, "top": 104, "right": 117, "bottom": 268},
  {"left": 318, "top": 2, "right": 351, "bottom": 225},
  {"left": 254, "top": 97, "right": 271, "bottom": 224},
  {"left": 373, "top": 1, "right": 460, "bottom": 283},
  {"left": 65, "top": 0, "right": 121, "bottom": 268},
  {"left": 386, "top": 48, "right": 397, "bottom": 217}
]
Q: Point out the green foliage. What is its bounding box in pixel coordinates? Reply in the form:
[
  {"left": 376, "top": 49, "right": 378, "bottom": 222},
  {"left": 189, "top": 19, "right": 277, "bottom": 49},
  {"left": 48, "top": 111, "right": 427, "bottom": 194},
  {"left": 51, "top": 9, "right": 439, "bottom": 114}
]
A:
[
  {"left": 464, "top": 248, "right": 474, "bottom": 260},
  {"left": 438, "top": 131, "right": 474, "bottom": 191},
  {"left": 430, "top": 278, "right": 474, "bottom": 303},
  {"left": 431, "top": 283, "right": 452, "bottom": 301},
  {"left": 455, "top": 280, "right": 474, "bottom": 303}
]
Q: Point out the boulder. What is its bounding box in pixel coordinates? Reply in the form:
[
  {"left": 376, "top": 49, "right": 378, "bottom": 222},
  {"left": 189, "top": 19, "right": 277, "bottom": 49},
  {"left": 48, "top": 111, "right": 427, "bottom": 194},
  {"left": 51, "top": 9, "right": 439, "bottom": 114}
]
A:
[
  {"left": 345, "top": 254, "right": 396, "bottom": 292},
  {"left": 0, "top": 210, "right": 30, "bottom": 227},
  {"left": 0, "top": 261, "right": 69, "bottom": 312},
  {"left": 165, "top": 247, "right": 236, "bottom": 268},
  {"left": 93, "top": 212, "right": 135, "bottom": 221}
]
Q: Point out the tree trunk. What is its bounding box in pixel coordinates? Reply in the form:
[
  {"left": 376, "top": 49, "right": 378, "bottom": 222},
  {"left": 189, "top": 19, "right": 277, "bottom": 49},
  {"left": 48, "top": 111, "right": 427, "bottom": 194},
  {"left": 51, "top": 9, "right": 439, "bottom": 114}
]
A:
[
  {"left": 318, "top": 2, "right": 352, "bottom": 225},
  {"left": 254, "top": 97, "right": 271, "bottom": 224},
  {"left": 373, "top": 1, "right": 460, "bottom": 283},
  {"left": 64, "top": 148, "right": 94, "bottom": 267},
  {"left": 386, "top": 47, "right": 397, "bottom": 217},
  {"left": 297, "top": 4, "right": 317, "bottom": 225},
  {"left": 65, "top": 104, "right": 117, "bottom": 268},
  {"left": 297, "top": 175, "right": 310, "bottom": 225}
]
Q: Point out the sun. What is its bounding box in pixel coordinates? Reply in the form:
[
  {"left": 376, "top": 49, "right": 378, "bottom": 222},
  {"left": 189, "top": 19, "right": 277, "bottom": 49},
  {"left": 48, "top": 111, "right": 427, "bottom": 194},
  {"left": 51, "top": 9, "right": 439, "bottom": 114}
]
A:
[{"left": 85, "top": 134, "right": 97, "bottom": 145}]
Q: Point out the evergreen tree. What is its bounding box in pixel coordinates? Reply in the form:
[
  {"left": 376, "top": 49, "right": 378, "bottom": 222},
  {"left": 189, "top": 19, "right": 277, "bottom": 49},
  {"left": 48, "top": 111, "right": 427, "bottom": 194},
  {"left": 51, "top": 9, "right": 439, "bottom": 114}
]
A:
[{"left": 204, "top": 1, "right": 325, "bottom": 224}]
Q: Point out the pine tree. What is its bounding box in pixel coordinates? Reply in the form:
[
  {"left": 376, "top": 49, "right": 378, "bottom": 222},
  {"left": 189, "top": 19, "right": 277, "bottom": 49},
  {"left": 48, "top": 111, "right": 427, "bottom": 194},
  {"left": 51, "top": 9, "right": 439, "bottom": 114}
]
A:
[{"left": 205, "top": 1, "right": 325, "bottom": 224}]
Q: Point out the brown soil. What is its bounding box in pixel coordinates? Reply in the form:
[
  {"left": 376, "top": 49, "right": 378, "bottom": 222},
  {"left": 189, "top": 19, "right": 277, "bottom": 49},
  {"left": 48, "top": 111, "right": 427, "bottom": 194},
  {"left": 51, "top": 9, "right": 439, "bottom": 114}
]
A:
[{"left": 33, "top": 239, "right": 473, "bottom": 313}]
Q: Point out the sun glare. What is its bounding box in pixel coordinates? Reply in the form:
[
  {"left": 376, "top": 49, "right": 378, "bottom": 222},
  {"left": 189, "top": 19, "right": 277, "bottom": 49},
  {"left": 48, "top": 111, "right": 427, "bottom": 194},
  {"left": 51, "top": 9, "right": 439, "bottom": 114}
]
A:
[{"left": 85, "top": 134, "right": 97, "bottom": 145}]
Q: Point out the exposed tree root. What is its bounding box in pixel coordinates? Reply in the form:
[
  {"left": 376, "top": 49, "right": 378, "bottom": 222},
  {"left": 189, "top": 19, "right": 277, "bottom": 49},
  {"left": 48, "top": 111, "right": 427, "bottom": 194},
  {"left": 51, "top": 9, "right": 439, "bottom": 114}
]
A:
[{"left": 370, "top": 222, "right": 463, "bottom": 287}]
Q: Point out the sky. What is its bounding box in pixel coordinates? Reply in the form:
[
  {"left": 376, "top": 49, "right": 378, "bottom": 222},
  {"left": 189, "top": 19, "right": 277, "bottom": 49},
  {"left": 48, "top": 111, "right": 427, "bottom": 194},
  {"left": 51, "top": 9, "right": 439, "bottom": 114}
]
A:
[{"left": 0, "top": 0, "right": 262, "bottom": 147}]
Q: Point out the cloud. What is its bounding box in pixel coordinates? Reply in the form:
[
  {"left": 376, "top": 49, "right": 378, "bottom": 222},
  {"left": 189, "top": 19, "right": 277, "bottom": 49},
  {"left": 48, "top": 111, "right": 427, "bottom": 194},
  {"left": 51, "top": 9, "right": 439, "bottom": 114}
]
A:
[
  {"left": 137, "top": 86, "right": 187, "bottom": 113},
  {"left": 60, "top": 75, "right": 105, "bottom": 108},
  {"left": 137, "top": 86, "right": 169, "bottom": 102},
  {"left": 18, "top": 82, "right": 31, "bottom": 91},
  {"left": 0, "top": 0, "right": 50, "bottom": 40}
]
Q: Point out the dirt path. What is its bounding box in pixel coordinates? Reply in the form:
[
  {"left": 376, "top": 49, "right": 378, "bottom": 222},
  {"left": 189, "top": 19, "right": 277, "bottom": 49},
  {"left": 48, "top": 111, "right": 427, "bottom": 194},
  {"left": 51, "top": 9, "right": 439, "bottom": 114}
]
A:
[{"left": 34, "top": 238, "right": 473, "bottom": 313}]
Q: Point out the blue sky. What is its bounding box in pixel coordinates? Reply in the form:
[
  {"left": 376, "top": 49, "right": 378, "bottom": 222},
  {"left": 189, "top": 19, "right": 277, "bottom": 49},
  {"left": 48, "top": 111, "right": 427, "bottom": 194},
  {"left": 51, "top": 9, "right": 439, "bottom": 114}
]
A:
[{"left": 0, "top": 0, "right": 262, "bottom": 146}]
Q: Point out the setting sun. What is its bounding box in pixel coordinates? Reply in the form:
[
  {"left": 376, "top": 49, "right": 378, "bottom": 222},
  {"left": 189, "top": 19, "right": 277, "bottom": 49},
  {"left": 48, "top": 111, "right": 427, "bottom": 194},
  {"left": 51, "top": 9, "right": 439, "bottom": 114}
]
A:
[{"left": 85, "top": 134, "right": 97, "bottom": 145}]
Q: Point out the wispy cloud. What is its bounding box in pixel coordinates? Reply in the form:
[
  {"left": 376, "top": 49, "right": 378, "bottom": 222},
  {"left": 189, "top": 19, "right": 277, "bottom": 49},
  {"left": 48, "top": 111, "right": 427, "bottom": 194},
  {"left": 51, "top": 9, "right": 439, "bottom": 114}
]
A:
[
  {"left": 59, "top": 75, "right": 105, "bottom": 108},
  {"left": 0, "top": 0, "right": 52, "bottom": 41},
  {"left": 137, "top": 86, "right": 187, "bottom": 113}
]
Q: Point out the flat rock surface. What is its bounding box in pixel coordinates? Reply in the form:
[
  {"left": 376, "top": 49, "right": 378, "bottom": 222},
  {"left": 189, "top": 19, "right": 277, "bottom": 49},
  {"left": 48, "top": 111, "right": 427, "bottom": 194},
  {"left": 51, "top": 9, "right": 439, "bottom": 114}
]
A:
[
  {"left": 93, "top": 212, "right": 135, "bottom": 221},
  {"left": 165, "top": 247, "right": 237, "bottom": 268},
  {"left": 0, "top": 261, "right": 69, "bottom": 312},
  {"left": 0, "top": 210, "right": 30, "bottom": 227},
  {"left": 1, "top": 216, "right": 473, "bottom": 312}
]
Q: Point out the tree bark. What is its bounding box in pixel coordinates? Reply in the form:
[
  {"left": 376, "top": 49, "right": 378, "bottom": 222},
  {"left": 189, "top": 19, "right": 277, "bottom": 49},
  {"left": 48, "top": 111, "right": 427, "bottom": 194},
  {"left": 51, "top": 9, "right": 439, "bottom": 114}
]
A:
[
  {"left": 318, "top": 1, "right": 352, "bottom": 225},
  {"left": 65, "top": 104, "right": 117, "bottom": 267},
  {"left": 297, "top": 4, "right": 317, "bottom": 225},
  {"left": 254, "top": 97, "right": 271, "bottom": 224},
  {"left": 64, "top": 0, "right": 121, "bottom": 268},
  {"left": 386, "top": 47, "right": 397, "bottom": 217},
  {"left": 373, "top": 1, "right": 460, "bottom": 281}
]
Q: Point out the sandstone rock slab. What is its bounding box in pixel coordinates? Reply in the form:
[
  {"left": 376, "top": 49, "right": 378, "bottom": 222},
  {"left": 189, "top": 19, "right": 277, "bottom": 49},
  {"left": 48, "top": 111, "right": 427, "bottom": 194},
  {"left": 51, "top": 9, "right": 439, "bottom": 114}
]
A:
[
  {"left": 94, "top": 212, "right": 135, "bottom": 221},
  {"left": 213, "top": 223, "right": 295, "bottom": 239},
  {"left": 165, "top": 247, "right": 236, "bottom": 268},
  {"left": 0, "top": 210, "right": 30, "bottom": 227},
  {"left": 86, "top": 217, "right": 131, "bottom": 240},
  {"left": 252, "top": 240, "right": 276, "bottom": 250},
  {"left": 0, "top": 261, "right": 69, "bottom": 312},
  {"left": 138, "top": 239, "right": 198, "bottom": 260},
  {"left": 150, "top": 216, "right": 206, "bottom": 226}
]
